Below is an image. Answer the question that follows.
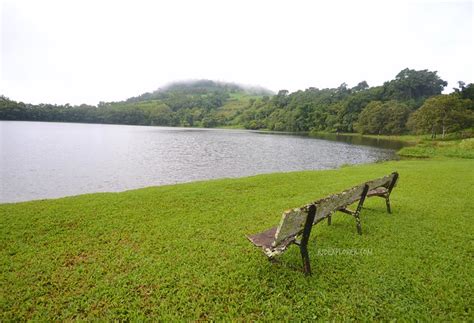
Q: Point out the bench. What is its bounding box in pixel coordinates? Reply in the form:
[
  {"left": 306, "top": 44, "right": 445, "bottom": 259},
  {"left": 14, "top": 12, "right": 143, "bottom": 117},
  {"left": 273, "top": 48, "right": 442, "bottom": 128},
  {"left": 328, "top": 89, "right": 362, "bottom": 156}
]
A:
[{"left": 247, "top": 172, "right": 399, "bottom": 275}]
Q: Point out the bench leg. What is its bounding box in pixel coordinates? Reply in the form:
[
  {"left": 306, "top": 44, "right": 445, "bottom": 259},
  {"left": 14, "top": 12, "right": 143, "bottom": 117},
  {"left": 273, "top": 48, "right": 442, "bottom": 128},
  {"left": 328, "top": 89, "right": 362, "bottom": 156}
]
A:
[
  {"left": 354, "top": 213, "right": 362, "bottom": 235},
  {"left": 354, "top": 184, "right": 369, "bottom": 235},
  {"left": 300, "top": 244, "right": 311, "bottom": 275},
  {"left": 300, "top": 204, "right": 316, "bottom": 276},
  {"left": 385, "top": 196, "right": 392, "bottom": 214},
  {"left": 385, "top": 172, "right": 398, "bottom": 214},
  {"left": 327, "top": 215, "right": 332, "bottom": 226}
]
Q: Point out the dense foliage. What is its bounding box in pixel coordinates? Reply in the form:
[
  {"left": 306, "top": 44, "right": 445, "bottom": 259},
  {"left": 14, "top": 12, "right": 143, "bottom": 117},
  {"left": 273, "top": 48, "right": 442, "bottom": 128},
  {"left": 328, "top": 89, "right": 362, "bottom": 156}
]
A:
[
  {"left": 407, "top": 95, "right": 473, "bottom": 138},
  {"left": 355, "top": 101, "right": 411, "bottom": 135},
  {"left": 1, "top": 70, "right": 473, "bottom": 136},
  {"left": 0, "top": 81, "right": 269, "bottom": 128},
  {"left": 237, "top": 69, "right": 472, "bottom": 135}
]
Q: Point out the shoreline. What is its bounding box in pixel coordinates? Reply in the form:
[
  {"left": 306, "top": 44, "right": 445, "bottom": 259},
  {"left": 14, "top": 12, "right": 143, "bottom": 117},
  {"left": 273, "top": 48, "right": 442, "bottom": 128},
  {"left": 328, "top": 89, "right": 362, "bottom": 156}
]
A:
[
  {"left": 2, "top": 120, "right": 472, "bottom": 205},
  {"left": 1, "top": 150, "right": 471, "bottom": 206}
]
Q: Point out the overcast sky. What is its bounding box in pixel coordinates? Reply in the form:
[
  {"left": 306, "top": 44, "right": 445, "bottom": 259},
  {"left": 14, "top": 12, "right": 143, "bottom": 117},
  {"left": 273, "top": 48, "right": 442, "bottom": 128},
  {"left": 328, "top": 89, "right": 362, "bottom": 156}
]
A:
[{"left": 1, "top": 0, "right": 473, "bottom": 105}]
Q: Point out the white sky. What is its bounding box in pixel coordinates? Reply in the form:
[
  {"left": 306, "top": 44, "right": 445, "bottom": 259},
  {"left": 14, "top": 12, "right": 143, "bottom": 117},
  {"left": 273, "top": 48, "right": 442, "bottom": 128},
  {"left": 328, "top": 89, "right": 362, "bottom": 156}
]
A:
[{"left": 1, "top": 0, "right": 473, "bottom": 105}]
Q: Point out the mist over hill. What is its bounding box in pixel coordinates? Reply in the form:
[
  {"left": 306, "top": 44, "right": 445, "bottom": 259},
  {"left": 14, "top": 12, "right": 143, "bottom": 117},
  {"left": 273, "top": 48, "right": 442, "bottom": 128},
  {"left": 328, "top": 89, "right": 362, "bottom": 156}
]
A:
[
  {"left": 159, "top": 80, "right": 274, "bottom": 95},
  {"left": 125, "top": 80, "right": 274, "bottom": 103}
]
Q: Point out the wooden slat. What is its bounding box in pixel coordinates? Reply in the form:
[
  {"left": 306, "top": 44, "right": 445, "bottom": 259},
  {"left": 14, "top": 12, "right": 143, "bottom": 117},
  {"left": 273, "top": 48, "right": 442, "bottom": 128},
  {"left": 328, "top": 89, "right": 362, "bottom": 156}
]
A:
[
  {"left": 247, "top": 227, "right": 277, "bottom": 249},
  {"left": 272, "top": 184, "right": 367, "bottom": 247},
  {"left": 273, "top": 206, "right": 309, "bottom": 247},
  {"left": 365, "top": 173, "right": 395, "bottom": 191},
  {"left": 313, "top": 184, "right": 366, "bottom": 223},
  {"left": 367, "top": 187, "right": 388, "bottom": 197}
]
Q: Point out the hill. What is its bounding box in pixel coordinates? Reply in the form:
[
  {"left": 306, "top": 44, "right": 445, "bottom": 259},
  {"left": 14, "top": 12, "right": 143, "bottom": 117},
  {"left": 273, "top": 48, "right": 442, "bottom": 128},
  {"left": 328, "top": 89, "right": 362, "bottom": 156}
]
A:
[
  {"left": 107, "top": 80, "right": 274, "bottom": 127},
  {"left": 0, "top": 80, "right": 273, "bottom": 128}
]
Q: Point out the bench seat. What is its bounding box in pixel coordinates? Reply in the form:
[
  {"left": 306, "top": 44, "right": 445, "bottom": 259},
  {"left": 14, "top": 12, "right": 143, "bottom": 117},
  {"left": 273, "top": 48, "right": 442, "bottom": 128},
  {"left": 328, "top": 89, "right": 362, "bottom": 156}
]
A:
[
  {"left": 247, "top": 227, "right": 297, "bottom": 258},
  {"left": 367, "top": 187, "right": 388, "bottom": 197},
  {"left": 247, "top": 227, "right": 277, "bottom": 249}
]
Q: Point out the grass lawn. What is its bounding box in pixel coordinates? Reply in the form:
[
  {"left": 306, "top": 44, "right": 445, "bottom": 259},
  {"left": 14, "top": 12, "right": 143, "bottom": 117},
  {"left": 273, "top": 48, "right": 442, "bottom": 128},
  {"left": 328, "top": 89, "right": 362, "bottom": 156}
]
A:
[
  {"left": 398, "top": 138, "right": 474, "bottom": 159},
  {"left": 1, "top": 158, "right": 473, "bottom": 320}
]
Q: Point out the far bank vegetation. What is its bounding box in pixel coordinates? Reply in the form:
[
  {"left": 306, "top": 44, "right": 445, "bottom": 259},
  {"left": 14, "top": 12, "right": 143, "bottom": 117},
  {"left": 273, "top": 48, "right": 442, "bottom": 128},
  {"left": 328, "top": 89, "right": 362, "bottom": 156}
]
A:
[{"left": 1, "top": 70, "right": 473, "bottom": 138}]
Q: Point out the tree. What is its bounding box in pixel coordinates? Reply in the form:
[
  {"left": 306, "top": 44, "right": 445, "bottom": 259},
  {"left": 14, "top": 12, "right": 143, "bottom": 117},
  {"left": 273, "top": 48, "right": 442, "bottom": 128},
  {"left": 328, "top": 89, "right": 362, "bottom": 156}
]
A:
[
  {"left": 407, "top": 95, "right": 473, "bottom": 138},
  {"left": 382, "top": 68, "right": 447, "bottom": 106},
  {"left": 356, "top": 101, "right": 410, "bottom": 135},
  {"left": 271, "top": 90, "right": 290, "bottom": 108},
  {"left": 453, "top": 82, "right": 474, "bottom": 105},
  {"left": 352, "top": 81, "right": 369, "bottom": 92},
  {"left": 383, "top": 101, "right": 411, "bottom": 134},
  {"left": 355, "top": 101, "right": 385, "bottom": 134}
]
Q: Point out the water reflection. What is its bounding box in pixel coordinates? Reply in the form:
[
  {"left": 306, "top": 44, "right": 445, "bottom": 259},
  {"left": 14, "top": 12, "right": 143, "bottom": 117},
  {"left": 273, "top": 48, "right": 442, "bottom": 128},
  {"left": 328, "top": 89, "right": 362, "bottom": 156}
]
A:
[{"left": 308, "top": 132, "right": 408, "bottom": 150}]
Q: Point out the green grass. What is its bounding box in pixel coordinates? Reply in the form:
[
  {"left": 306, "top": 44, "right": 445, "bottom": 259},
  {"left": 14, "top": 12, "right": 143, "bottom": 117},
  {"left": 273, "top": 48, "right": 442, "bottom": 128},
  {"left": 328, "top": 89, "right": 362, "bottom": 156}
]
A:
[
  {"left": 398, "top": 138, "right": 474, "bottom": 159},
  {"left": 310, "top": 131, "right": 424, "bottom": 145},
  {"left": 311, "top": 129, "right": 474, "bottom": 146},
  {"left": 216, "top": 92, "right": 265, "bottom": 128},
  {"left": 1, "top": 158, "right": 473, "bottom": 320},
  {"left": 216, "top": 94, "right": 258, "bottom": 122},
  {"left": 310, "top": 130, "right": 474, "bottom": 159}
]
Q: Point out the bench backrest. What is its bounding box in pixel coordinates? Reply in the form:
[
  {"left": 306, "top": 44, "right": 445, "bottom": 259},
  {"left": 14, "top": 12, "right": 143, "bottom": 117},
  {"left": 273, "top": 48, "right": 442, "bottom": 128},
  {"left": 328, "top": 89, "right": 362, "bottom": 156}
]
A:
[
  {"left": 313, "top": 184, "right": 367, "bottom": 223},
  {"left": 365, "top": 172, "right": 398, "bottom": 192},
  {"left": 272, "top": 172, "right": 398, "bottom": 247}
]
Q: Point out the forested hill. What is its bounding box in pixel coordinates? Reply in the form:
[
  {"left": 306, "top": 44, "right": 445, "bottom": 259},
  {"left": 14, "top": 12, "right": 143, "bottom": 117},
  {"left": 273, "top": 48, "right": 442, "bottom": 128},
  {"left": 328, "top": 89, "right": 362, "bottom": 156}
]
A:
[
  {"left": 1, "top": 70, "right": 473, "bottom": 136},
  {"left": 0, "top": 80, "right": 273, "bottom": 128}
]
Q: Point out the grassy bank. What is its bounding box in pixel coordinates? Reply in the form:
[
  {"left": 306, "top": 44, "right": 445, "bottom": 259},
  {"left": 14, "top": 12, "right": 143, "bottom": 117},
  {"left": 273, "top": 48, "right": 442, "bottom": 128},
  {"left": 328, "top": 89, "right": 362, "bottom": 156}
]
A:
[
  {"left": 311, "top": 128, "right": 473, "bottom": 145},
  {"left": 310, "top": 131, "right": 423, "bottom": 145},
  {"left": 1, "top": 158, "right": 473, "bottom": 320},
  {"left": 398, "top": 138, "right": 474, "bottom": 159},
  {"left": 310, "top": 129, "right": 474, "bottom": 159}
]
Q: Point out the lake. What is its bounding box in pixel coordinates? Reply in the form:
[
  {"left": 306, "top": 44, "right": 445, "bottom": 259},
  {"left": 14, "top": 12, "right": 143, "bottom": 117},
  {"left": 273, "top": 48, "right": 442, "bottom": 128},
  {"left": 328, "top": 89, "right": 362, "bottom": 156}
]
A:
[{"left": 0, "top": 121, "right": 400, "bottom": 203}]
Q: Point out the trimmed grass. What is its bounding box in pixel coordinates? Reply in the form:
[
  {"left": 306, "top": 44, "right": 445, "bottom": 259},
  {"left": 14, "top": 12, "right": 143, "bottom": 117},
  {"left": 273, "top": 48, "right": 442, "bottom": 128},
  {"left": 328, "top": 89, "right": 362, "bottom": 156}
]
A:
[{"left": 1, "top": 159, "right": 473, "bottom": 320}]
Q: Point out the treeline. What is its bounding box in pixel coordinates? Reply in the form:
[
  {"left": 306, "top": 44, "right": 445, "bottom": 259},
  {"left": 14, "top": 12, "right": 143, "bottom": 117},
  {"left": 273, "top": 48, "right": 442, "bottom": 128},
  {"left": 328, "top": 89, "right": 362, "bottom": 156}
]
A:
[
  {"left": 236, "top": 69, "right": 474, "bottom": 137},
  {"left": 1, "top": 71, "right": 473, "bottom": 137},
  {"left": 0, "top": 81, "right": 243, "bottom": 127}
]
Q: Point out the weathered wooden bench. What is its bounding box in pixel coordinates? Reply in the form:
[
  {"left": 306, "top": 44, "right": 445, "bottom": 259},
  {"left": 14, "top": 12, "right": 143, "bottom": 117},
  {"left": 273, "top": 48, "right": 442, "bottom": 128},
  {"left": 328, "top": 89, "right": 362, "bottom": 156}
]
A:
[{"left": 247, "top": 172, "right": 399, "bottom": 275}]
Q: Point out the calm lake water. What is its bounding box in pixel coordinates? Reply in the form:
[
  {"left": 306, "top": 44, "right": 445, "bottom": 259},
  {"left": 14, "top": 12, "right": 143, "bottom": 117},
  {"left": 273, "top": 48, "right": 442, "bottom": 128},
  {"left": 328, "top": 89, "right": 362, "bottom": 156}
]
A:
[{"left": 0, "top": 121, "right": 400, "bottom": 203}]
